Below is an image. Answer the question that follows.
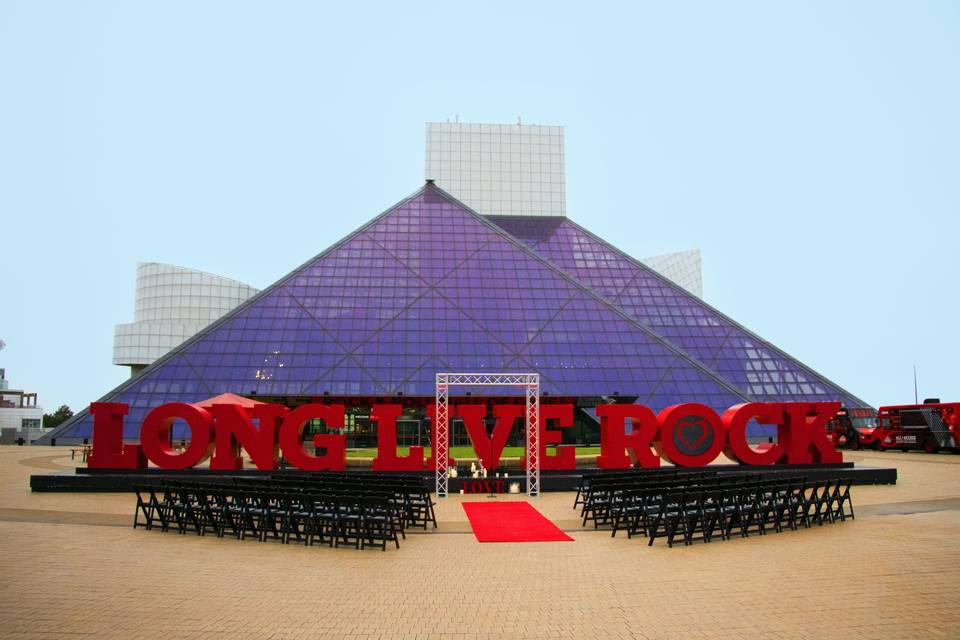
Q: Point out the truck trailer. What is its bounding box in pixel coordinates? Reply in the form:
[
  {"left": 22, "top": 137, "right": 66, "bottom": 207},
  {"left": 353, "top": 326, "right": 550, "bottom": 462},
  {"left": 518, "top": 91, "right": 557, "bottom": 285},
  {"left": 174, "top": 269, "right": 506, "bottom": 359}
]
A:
[{"left": 868, "top": 400, "right": 960, "bottom": 453}]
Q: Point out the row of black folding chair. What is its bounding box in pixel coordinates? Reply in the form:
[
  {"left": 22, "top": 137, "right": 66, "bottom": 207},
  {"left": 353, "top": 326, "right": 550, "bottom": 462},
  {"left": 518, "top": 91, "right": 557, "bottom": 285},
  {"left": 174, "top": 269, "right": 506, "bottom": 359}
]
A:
[
  {"left": 332, "top": 480, "right": 435, "bottom": 532},
  {"left": 259, "top": 476, "right": 432, "bottom": 506},
  {"left": 580, "top": 471, "right": 729, "bottom": 528},
  {"left": 258, "top": 478, "right": 436, "bottom": 530},
  {"left": 635, "top": 477, "right": 853, "bottom": 547},
  {"left": 236, "top": 475, "right": 432, "bottom": 520},
  {"left": 579, "top": 472, "right": 682, "bottom": 526},
  {"left": 579, "top": 469, "right": 723, "bottom": 513},
  {"left": 304, "top": 493, "right": 403, "bottom": 550},
  {"left": 573, "top": 468, "right": 726, "bottom": 508},
  {"left": 605, "top": 475, "right": 759, "bottom": 536},
  {"left": 573, "top": 468, "right": 678, "bottom": 509},
  {"left": 221, "top": 482, "right": 409, "bottom": 543},
  {"left": 265, "top": 475, "right": 430, "bottom": 496},
  {"left": 800, "top": 477, "right": 855, "bottom": 527},
  {"left": 133, "top": 483, "right": 403, "bottom": 550},
  {"left": 631, "top": 479, "right": 785, "bottom": 546},
  {"left": 134, "top": 482, "right": 227, "bottom": 536},
  {"left": 642, "top": 479, "right": 785, "bottom": 546},
  {"left": 266, "top": 476, "right": 428, "bottom": 493}
]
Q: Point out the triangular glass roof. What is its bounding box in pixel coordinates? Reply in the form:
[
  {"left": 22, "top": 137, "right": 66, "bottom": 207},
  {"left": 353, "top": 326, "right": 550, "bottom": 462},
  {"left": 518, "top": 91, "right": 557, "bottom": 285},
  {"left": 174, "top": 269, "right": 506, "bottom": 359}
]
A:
[
  {"left": 487, "top": 215, "right": 869, "bottom": 408},
  {"left": 44, "top": 185, "right": 762, "bottom": 442}
]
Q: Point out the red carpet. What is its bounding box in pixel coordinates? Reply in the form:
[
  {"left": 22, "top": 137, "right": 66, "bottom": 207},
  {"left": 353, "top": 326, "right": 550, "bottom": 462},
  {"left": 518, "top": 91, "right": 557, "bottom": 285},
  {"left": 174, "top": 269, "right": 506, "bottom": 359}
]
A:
[{"left": 462, "top": 501, "right": 574, "bottom": 542}]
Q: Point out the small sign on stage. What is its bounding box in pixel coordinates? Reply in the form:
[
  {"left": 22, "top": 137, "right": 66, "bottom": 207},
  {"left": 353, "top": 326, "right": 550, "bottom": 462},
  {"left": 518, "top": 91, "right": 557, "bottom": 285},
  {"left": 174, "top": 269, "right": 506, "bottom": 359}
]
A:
[{"left": 460, "top": 479, "right": 509, "bottom": 494}]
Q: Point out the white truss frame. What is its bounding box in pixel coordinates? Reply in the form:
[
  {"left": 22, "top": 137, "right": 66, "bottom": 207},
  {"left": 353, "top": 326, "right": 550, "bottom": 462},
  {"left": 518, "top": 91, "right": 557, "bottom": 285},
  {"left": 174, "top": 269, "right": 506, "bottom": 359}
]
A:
[{"left": 435, "top": 373, "right": 540, "bottom": 498}]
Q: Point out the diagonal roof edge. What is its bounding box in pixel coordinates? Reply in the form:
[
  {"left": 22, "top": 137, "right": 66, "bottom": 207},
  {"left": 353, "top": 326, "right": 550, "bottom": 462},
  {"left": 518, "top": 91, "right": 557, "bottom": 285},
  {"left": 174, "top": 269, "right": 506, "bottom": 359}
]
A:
[
  {"left": 421, "top": 183, "right": 755, "bottom": 405},
  {"left": 43, "top": 181, "right": 776, "bottom": 442},
  {"left": 556, "top": 216, "right": 873, "bottom": 409},
  {"left": 38, "top": 186, "right": 435, "bottom": 443}
]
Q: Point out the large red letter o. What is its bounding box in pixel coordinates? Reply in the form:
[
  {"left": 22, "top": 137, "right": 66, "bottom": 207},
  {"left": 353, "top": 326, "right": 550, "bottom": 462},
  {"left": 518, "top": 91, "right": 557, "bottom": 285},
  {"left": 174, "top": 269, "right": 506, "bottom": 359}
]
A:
[
  {"left": 656, "top": 403, "right": 725, "bottom": 467},
  {"left": 140, "top": 403, "right": 213, "bottom": 469}
]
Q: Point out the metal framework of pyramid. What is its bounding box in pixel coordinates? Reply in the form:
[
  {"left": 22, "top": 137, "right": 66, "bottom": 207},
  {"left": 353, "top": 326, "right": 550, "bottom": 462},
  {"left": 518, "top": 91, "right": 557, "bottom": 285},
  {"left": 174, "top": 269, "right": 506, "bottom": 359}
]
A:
[{"left": 42, "top": 183, "right": 869, "bottom": 443}]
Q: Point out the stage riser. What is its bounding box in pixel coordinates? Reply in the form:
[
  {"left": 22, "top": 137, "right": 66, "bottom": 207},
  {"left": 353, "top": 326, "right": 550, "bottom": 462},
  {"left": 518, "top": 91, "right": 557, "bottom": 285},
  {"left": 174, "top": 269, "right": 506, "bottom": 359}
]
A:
[{"left": 30, "top": 464, "right": 897, "bottom": 493}]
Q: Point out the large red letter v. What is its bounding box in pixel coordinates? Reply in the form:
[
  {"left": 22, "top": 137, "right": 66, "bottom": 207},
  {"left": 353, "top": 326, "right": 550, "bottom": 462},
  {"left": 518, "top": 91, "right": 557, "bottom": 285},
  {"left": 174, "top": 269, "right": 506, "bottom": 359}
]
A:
[{"left": 458, "top": 404, "right": 522, "bottom": 470}]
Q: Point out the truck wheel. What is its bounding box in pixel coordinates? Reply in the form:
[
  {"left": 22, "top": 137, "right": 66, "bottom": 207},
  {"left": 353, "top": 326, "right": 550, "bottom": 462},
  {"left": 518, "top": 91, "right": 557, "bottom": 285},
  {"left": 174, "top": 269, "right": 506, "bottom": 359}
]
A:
[
  {"left": 850, "top": 439, "right": 861, "bottom": 451},
  {"left": 923, "top": 439, "right": 939, "bottom": 454}
]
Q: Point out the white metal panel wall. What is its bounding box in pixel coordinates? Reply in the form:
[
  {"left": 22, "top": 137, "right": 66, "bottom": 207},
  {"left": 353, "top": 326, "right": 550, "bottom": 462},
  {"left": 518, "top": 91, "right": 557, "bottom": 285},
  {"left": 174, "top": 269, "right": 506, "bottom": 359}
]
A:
[
  {"left": 641, "top": 249, "right": 703, "bottom": 299},
  {"left": 112, "top": 263, "right": 259, "bottom": 367},
  {"left": 426, "top": 122, "right": 565, "bottom": 217}
]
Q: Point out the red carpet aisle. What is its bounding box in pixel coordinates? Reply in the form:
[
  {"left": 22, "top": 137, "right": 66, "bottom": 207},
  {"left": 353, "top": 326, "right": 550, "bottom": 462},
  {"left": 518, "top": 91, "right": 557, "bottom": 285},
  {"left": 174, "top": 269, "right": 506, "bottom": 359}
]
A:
[{"left": 461, "top": 501, "right": 574, "bottom": 542}]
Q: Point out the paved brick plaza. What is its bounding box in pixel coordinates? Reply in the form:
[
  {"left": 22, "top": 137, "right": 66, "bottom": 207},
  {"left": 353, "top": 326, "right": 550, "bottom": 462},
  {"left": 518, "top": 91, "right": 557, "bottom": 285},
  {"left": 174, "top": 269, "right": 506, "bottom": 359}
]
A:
[{"left": 0, "top": 446, "right": 958, "bottom": 639}]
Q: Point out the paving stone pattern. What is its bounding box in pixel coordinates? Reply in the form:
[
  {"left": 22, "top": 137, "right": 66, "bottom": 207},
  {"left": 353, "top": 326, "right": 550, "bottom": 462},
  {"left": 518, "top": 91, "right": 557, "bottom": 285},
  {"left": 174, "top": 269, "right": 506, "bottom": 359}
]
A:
[{"left": 1, "top": 446, "right": 958, "bottom": 639}]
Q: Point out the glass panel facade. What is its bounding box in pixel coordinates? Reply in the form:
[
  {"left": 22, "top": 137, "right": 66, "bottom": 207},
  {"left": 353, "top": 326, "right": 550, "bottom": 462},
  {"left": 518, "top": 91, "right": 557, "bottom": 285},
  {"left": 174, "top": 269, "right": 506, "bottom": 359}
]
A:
[
  {"left": 487, "top": 215, "right": 868, "bottom": 408},
  {"left": 46, "top": 185, "right": 865, "bottom": 442}
]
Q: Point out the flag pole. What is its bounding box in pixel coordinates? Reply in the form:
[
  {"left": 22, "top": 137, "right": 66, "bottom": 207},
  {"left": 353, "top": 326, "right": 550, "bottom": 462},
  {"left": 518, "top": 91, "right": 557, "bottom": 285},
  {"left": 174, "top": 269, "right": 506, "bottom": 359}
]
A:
[{"left": 913, "top": 365, "right": 918, "bottom": 404}]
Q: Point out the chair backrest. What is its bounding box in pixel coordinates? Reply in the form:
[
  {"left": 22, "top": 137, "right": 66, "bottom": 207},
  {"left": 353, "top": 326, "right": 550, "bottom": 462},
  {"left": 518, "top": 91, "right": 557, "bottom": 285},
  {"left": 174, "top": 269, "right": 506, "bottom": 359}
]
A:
[
  {"left": 838, "top": 477, "right": 852, "bottom": 496},
  {"left": 363, "top": 496, "right": 390, "bottom": 514}
]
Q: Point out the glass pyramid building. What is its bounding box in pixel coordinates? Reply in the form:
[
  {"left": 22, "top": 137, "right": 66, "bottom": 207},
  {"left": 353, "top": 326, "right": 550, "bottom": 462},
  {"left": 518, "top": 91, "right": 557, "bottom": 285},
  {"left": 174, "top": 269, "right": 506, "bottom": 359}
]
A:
[{"left": 42, "top": 183, "right": 869, "bottom": 444}]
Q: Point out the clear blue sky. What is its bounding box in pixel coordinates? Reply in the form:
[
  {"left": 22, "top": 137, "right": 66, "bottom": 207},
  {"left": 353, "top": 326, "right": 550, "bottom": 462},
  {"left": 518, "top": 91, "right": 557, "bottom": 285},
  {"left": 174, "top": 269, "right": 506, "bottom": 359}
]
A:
[{"left": 2, "top": 1, "right": 957, "bottom": 413}]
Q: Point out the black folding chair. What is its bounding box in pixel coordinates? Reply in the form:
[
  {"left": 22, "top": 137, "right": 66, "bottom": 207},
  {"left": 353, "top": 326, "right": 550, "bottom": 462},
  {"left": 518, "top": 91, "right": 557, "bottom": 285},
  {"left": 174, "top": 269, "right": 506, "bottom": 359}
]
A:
[
  {"left": 336, "top": 495, "right": 363, "bottom": 549},
  {"left": 610, "top": 489, "right": 643, "bottom": 537},
  {"left": 647, "top": 491, "right": 684, "bottom": 547},
  {"left": 698, "top": 489, "right": 724, "bottom": 543},
  {"left": 238, "top": 490, "right": 267, "bottom": 541},
  {"left": 307, "top": 494, "right": 339, "bottom": 547},
  {"left": 677, "top": 491, "right": 705, "bottom": 546},
  {"left": 800, "top": 480, "right": 826, "bottom": 527},
  {"left": 831, "top": 478, "right": 855, "bottom": 521},
  {"left": 262, "top": 493, "right": 298, "bottom": 544},
  {"left": 360, "top": 497, "right": 400, "bottom": 551},
  {"left": 407, "top": 486, "right": 437, "bottom": 530},
  {"left": 169, "top": 484, "right": 204, "bottom": 535},
  {"left": 725, "top": 483, "right": 761, "bottom": 538},
  {"left": 133, "top": 485, "right": 159, "bottom": 530}
]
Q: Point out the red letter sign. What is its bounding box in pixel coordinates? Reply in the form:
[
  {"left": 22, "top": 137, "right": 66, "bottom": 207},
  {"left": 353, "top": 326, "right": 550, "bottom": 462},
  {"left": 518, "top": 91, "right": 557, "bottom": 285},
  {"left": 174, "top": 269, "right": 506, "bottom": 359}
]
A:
[
  {"left": 140, "top": 403, "right": 214, "bottom": 469},
  {"left": 722, "top": 402, "right": 784, "bottom": 465},
  {"left": 371, "top": 404, "right": 425, "bottom": 471},
  {"left": 779, "top": 402, "right": 843, "bottom": 464},
  {"left": 539, "top": 404, "right": 576, "bottom": 471},
  {"left": 279, "top": 404, "right": 346, "bottom": 471},
  {"left": 655, "top": 403, "right": 725, "bottom": 467},
  {"left": 87, "top": 402, "right": 146, "bottom": 469},
  {"left": 209, "top": 403, "right": 286, "bottom": 471},
  {"left": 460, "top": 404, "right": 522, "bottom": 471},
  {"left": 596, "top": 404, "right": 660, "bottom": 469}
]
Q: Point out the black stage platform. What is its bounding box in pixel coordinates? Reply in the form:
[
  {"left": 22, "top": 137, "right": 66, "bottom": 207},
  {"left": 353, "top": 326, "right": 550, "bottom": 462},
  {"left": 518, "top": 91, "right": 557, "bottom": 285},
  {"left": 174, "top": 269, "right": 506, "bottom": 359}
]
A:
[{"left": 30, "top": 462, "right": 897, "bottom": 493}]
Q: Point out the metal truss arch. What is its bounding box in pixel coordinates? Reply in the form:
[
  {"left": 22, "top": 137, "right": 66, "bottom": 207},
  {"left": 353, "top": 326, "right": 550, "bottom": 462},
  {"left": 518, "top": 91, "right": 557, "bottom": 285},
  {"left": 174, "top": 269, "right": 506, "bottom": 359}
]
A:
[{"left": 434, "top": 373, "right": 540, "bottom": 498}]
